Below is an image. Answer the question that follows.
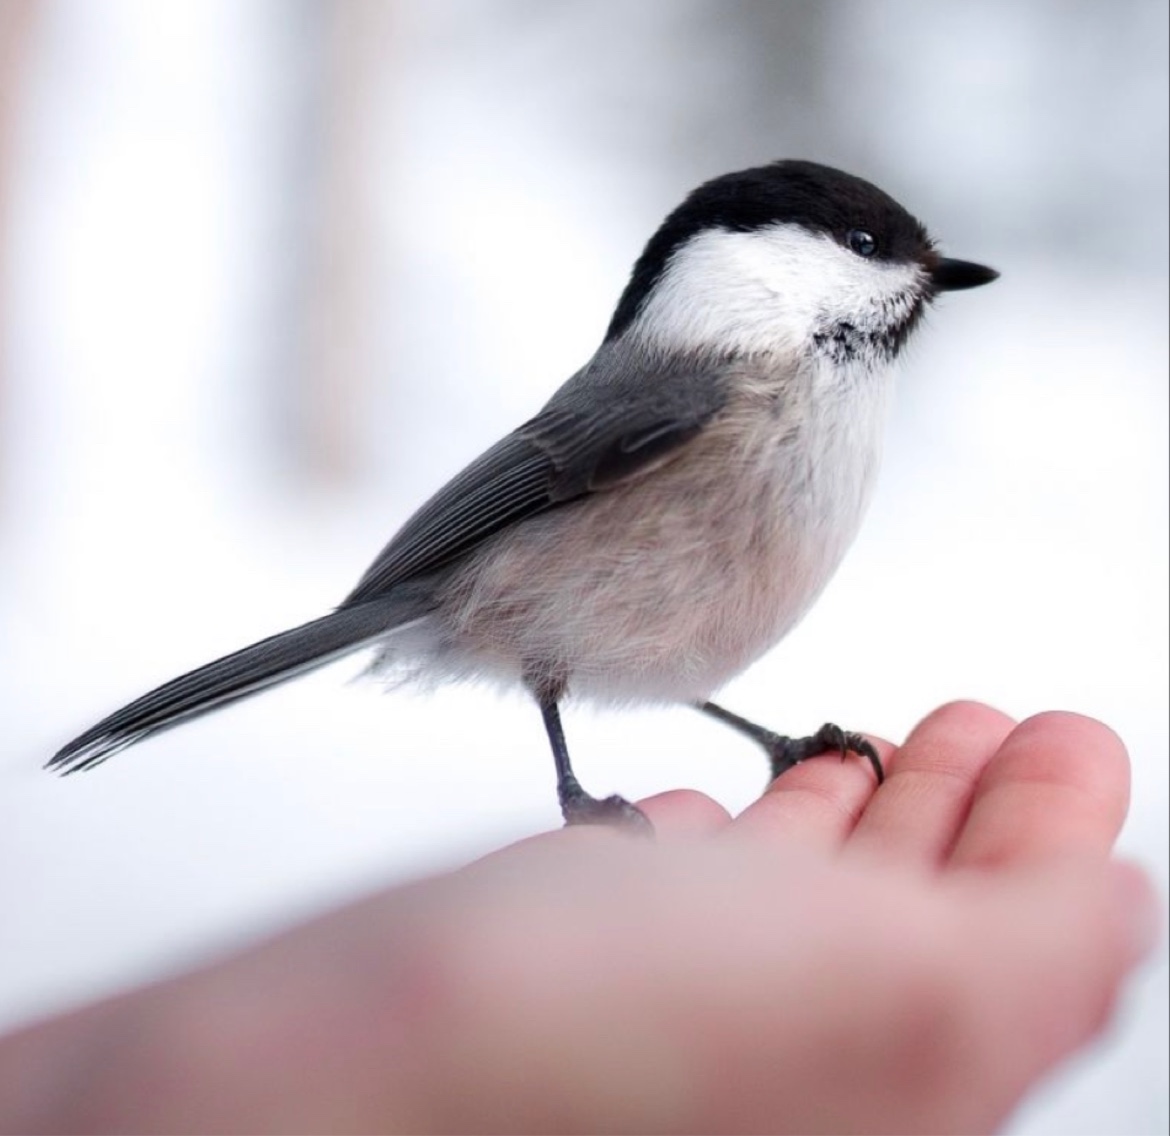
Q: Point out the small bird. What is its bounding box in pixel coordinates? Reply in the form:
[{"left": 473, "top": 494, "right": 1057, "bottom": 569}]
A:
[{"left": 49, "top": 160, "right": 998, "bottom": 830}]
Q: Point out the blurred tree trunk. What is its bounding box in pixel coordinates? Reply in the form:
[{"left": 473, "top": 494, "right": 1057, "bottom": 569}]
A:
[
  {"left": 294, "top": 0, "right": 395, "bottom": 487},
  {"left": 0, "top": 0, "right": 39, "bottom": 509}
]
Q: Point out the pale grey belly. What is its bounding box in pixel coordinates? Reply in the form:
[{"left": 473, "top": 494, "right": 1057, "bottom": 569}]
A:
[{"left": 430, "top": 427, "right": 874, "bottom": 704}]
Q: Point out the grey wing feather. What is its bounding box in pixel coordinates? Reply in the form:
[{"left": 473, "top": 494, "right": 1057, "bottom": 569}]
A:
[
  {"left": 343, "top": 345, "right": 730, "bottom": 606},
  {"left": 343, "top": 434, "right": 555, "bottom": 603}
]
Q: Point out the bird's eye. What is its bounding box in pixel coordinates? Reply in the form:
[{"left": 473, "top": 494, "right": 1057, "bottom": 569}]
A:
[{"left": 847, "top": 229, "right": 878, "bottom": 258}]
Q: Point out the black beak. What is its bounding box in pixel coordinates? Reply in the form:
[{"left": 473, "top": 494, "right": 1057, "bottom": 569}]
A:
[{"left": 931, "top": 257, "right": 999, "bottom": 292}]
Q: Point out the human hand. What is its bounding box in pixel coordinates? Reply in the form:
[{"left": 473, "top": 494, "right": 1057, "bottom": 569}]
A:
[{"left": 0, "top": 703, "right": 1158, "bottom": 1133}]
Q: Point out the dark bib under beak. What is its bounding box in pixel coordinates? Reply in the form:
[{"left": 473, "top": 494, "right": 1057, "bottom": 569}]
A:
[{"left": 931, "top": 258, "right": 1000, "bottom": 291}]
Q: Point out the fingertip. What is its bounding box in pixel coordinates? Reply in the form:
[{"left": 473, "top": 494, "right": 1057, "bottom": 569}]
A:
[
  {"left": 1018, "top": 708, "right": 1127, "bottom": 747},
  {"left": 636, "top": 789, "right": 732, "bottom": 838},
  {"left": 1011, "top": 709, "right": 1131, "bottom": 791},
  {"left": 951, "top": 709, "right": 1132, "bottom": 869},
  {"left": 1022, "top": 709, "right": 1123, "bottom": 738},
  {"left": 893, "top": 700, "right": 1017, "bottom": 765}
]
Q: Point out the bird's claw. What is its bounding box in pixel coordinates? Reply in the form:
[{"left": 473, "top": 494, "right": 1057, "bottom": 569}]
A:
[{"left": 767, "top": 722, "right": 885, "bottom": 785}]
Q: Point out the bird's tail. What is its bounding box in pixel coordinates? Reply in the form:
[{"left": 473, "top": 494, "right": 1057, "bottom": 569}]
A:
[{"left": 47, "top": 599, "right": 422, "bottom": 775}]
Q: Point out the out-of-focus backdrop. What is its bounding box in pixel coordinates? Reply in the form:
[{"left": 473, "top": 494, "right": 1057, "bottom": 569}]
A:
[{"left": 0, "top": 1, "right": 1166, "bottom": 1130}]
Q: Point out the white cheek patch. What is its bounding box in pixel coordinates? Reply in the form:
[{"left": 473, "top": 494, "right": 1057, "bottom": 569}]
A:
[{"left": 634, "top": 224, "right": 926, "bottom": 358}]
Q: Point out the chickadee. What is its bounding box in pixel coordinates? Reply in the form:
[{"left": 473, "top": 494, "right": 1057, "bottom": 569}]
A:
[{"left": 49, "top": 160, "right": 998, "bottom": 830}]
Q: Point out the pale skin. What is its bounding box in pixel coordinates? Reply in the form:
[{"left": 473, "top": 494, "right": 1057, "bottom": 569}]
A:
[{"left": 0, "top": 701, "right": 1158, "bottom": 1133}]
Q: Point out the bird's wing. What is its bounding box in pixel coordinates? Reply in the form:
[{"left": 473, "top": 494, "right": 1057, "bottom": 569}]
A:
[{"left": 342, "top": 347, "right": 730, "bottom": 605}]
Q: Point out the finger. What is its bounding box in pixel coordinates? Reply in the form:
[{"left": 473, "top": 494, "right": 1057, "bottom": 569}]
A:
[
  {"left": 494, "top": 790, "right": 731, "bottom": 863},
  {"left": 844, "top": 701, "right": 1015, "bottom": 866},
  {"left": 728, "top": 737, "right": 893, "bottom": 849},
  {"left": 636, "top": 789, "right": 734, "bottom": 838},
  {"left": 555, "top": 790, "right": 732, "bottom": 843},
  {"left": 940, "top": 860, "right": 1158, "bottom": 1130},
  {"left": 948, "top": 711, "right": 1131, "bottom": 870}
]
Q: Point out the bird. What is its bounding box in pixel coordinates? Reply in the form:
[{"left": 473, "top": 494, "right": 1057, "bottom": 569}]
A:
[{"left": 48, "top": 160, "right": 998, "bottom": 831}]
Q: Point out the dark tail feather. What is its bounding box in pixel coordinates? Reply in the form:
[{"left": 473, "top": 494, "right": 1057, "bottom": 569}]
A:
[{"left": 47, "top": 601, "right": 417, "bottom": 775}]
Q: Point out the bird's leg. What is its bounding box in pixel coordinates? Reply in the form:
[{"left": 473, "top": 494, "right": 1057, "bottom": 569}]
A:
[
  {"left": 528, "top": 672, "right": 652, "bottom": 833},
  {"left": 697, "top": 701, "right": 884, "bottom": 785}
]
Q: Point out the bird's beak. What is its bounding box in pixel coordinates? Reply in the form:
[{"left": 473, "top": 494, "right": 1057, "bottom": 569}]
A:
[{"left": 931, "top": 257, "right": 1000, "bottom": 292}]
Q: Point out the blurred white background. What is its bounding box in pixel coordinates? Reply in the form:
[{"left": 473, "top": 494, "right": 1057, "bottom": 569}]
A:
[{"left": 0, "top": 1, "right": 1166, "bottom": 1131}]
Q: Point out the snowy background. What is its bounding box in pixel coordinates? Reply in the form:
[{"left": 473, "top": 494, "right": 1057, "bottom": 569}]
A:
[{"left": 0, "top": 2, "right": 1166, "bottom": 1132}]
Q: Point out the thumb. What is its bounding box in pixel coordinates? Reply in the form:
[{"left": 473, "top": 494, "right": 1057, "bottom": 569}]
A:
[{"left": 950, "top": 859, "right": 1159, "bottom": 1132}]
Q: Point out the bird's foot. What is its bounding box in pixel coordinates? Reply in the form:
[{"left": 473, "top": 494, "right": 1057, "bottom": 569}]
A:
[
  {"left": 559, "top": 781, "right": 654, "bottom": 835},
  {"left": 765, "top": 722, "right": 884, "bottom": 784}
]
